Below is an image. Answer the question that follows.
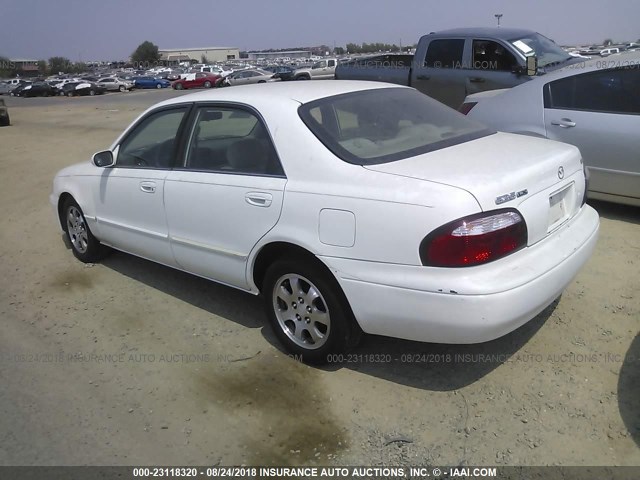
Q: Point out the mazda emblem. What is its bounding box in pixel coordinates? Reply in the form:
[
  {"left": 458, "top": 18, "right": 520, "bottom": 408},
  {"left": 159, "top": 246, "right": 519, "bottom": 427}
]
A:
[{"left": 558, "top": 166, "right": 565, "bottom": 179}]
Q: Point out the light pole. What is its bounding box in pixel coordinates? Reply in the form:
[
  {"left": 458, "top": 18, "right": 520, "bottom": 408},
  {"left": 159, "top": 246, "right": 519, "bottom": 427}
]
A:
[{"left": 495, "top": 14, "right": 503, "bottom": 27}]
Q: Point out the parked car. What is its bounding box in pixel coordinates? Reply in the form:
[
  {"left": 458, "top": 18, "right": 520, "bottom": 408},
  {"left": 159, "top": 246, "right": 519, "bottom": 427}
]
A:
[
  {"left": 54, "top": 78, "right": 83, "bottom": 92},
  {"left": 172, "top": 72, "right": 220, "bottom": 90},
  {"left": 10, "top": 82, "right": 32, "bottom": 96},
  {"left": 0, "top": 81, "right": 11, "bottom": 95},
  {"left": 460, "top": 51, "right": 640, "bottom": 206},
  {"left": 61, "top": 82, "right": 106, "bottom": 97},
  {"left": 0, "top": 98, "right": 9, "bottom": 126},
  {"left": 294, "top": 58, "right": 338, "bottom": 80},
  {"left": 133, "top": 76, "right": 171, "bottom": 89},
  {"left": 221, "top": 69, "right": 279, "bottom": 86},
  {"left": 335, "top": 28, "right": 583, "bottom": 108},
  {"left": 8, "top": 79, "right": 31, "bottom": 94},
  {"left": 97, "top": 77, "right": 134, "bottom": 92},
  {"left": 263, "top": 65, "right": 296, "bottom": 81},
  {"left": 51, "top": 82, "right": 598, "bottom": 363},
  {"left": 600, "top": 48, "right": 620, "bottom": 57},
  {"left": 13, "top": 81, "right": 56, "bottom": 97}
]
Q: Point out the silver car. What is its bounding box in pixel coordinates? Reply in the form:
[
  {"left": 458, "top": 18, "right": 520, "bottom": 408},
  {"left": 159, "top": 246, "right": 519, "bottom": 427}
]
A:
[
  {"left": 223, "top": 69, "right": 279, "bottom": 86},
  {"left": 461, "top": 51, "right": 640, "bottom": 206},
  {"left": 97, "top": 77, "right": 134, "bottom": 92},
  {"left": 0, "top": 81, "right": 11, "bottom": 95}
]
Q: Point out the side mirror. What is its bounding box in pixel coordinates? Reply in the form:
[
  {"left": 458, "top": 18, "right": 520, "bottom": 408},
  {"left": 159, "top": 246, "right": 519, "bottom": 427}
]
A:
[
  {"left": 92, "top": 150, "right": 114, "bottom": 168},
  {"left": 526, "top": 55, "right": 538, "bottom": 76}
]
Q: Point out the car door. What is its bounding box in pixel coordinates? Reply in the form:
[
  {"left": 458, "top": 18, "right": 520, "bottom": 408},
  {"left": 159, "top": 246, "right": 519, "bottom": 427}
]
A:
[
  {"left": 412, "top": 38, "right": 468, "bottom": 108},
  {"left": 164, "top": 104, "right": 287, "bottom": 289},
  {"left": 94, "top": 105, "right": 191, "bottom": 266},
  {"left": 466, "top": 39, "right": 523, "bottom": 96},
  {"left": 543, "top": 67, "right": 640, "bottom": 201}
]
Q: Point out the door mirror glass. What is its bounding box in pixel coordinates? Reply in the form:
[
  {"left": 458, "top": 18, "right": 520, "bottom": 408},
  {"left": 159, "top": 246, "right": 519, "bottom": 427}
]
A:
[
  {"left": 526, "top": 55, "right": 538, "bottom": 76},
  {"left": 92, "top": 150, "right": 114, "bottom": 167}
]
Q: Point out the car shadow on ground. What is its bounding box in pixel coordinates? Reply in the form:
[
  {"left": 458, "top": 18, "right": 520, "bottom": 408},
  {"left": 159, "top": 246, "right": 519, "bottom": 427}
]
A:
[
  {"left": 588, "top": 199, "right": 639, "bottom": 225},
  {"left": 618, "top": 334, "right": 640, "bottom": 446},
  {"left": 102, "top": 251, "right": 555, "bottom": 391}
]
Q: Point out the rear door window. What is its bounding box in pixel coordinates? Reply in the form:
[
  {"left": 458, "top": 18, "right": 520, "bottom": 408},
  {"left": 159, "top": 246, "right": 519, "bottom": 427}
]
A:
[
  {"left": 424, "top": 39, "right": 465, "bottom": 68},
  {"left": 545, "top": 68, "right": 640, "bottom": 114}
]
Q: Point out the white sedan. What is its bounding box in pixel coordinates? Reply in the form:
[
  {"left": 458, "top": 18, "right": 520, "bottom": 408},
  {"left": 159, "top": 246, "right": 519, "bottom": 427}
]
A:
[{"left": 51, "top": 81, "right": 599, "bottom": 363}]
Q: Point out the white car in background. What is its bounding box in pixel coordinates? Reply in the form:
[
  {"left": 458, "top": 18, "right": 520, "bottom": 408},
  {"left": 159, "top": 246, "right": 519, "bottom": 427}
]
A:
[
  {"left": 51, "top": 82, "right": 599, "bottom": 363},
  {"left": 460, "top": 51, "right": 640, "bottom": 206}
]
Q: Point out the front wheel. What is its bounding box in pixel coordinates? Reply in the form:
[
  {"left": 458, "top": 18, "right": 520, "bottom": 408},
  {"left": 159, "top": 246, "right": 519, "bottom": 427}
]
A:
[
  {"left": 263, "top": 258, "right": 361, "bottom": 364},
  {"left": 89, "top": 89, "right": 95, "bottom": 96},
  {"left": 156, "top": 83, "right": 162, "bottom": 89},
  {"left": 62, "top": 199, "right": 110, "bottom": 263},
  {"left": 175, "top": 83, "right": 183, "bottom": 90},
  {"left": 119, "top": 85, "right": 126, "bottom": 92}
]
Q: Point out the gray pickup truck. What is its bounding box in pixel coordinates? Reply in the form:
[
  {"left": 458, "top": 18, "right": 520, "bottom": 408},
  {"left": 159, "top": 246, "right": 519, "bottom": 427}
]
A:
[{"left": 335, "top": 27, "right": 580, "bottom": 108}]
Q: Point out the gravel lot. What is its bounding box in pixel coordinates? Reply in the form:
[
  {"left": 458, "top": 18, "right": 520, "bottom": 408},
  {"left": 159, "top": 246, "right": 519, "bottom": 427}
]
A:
[{"left": 0, "top": 90, "right": 638, "bottom": 467}]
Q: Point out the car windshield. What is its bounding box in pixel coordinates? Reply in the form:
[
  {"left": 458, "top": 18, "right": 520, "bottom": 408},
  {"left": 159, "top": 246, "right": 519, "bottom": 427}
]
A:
[
  {"left": 509, "top": 33, "right": 572, "bottom": 67},
  {"left": 299, "top": 88, "right": 494, "bottom": 165}
]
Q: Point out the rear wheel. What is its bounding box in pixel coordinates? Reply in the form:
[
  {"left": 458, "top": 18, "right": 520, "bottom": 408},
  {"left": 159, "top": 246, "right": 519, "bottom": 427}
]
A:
[
  {"left": 89, "top": 89, "right": 95, "bottom": 96},
  {"left": 67, "top": 91, "right": 74, "bottom": 97},
  {"left": 62, "top": 198, "right": 110, "bottom": 263},
  {"left": 263, "top": 258, "right": 361, "bottom": 364}
]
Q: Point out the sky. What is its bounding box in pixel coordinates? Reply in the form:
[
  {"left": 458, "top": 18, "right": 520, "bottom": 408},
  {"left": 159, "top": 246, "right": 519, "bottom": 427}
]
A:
[{"left": 2, "top": 0, "right": 639, "bottom": 60}]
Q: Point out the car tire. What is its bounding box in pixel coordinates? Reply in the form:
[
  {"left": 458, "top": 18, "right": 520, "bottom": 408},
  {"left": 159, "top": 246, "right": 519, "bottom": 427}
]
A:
[
  {"left": 89, "top": 89, "right": 95, "bottom": 96},
  {"left": 263, "top": 258, "right": 362, "bottom": 364},
  {"left": 67, "top": 91, "right": 74, "bottom": 97},
  {"left": 296, "top": 75, "right": 310, "bottom": 80},
  {"left": 0, "top": 113, "right": 9, "bottom": 127},
  {"left": 258, "top": 80, "right": 266, "bottom": 83},
  {"left": 203, "top": 81, "right": 212, "bottom": 88},
  {"left": 119, "top": 85, "right": 126, "bottom": 92},
  {"left": 156, "top": 83, "right": 162, "bottom": 89},
  {"left": 175, "top": 83, "right": 183, "bottom": 90},
  {"left": 62, "top": 198, "right": 111, "bottom": 263}
]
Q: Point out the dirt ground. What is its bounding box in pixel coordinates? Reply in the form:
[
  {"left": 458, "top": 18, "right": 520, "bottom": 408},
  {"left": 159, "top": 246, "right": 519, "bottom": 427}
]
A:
[{"left": 0, "top": 92, "right": 638, "bottom": 467}]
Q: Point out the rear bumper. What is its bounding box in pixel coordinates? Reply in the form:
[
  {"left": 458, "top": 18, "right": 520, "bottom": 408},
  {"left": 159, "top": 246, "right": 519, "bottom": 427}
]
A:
[{"left": 321, "top": 205, "right": 599, "bottom": 344}]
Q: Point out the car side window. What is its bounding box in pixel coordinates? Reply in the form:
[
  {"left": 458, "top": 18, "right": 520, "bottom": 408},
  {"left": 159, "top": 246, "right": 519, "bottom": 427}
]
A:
[
  {"left": 117, "top": 107, "right": 189, "bottom": 169},
  {"left": 545, "top": 67, "right": 640, "bottom": 114},
  {"left": 472, "top": 40, "right": 517, "bottom": 71},
  {"left": 424, "top": 39, "right": 465, "bottom": 68},
  {"left": 184, "top": 106, "right": 285, "bottom": 176}
]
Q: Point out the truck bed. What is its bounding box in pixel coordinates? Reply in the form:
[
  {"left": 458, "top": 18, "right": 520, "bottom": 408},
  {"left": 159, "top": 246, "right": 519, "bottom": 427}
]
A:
[{"left": 335, "top": 54, "right": 413, "bottom": 86}]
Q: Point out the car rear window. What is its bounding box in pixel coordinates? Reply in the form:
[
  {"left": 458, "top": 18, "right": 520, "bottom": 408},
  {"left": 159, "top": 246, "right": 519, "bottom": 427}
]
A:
[{"left": 298, "top": 88, "right": 494, "bottom": 165}]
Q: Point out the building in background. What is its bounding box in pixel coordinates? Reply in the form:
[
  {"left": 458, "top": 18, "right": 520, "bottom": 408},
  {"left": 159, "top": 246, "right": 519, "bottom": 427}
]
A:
[
  {"left": 159, "top": 47, "right": 240, "bottom": 63},
  {"left": 246, "top": 50, "right": 312, "bottom": 61}
]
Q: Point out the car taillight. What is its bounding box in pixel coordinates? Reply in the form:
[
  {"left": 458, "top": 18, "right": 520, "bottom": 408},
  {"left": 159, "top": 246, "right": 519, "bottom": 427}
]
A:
[
  {"left": 458, "top": 102, "right": 477, "bottom": 115},
  {"left": 420, "top": 209, "right": 528, "bottom": 267}
]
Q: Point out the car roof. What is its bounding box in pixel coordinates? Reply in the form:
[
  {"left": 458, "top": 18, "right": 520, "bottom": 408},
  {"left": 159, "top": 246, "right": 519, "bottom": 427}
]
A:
[
  {"left": 155, "top": 80, "right": 401, "bottom": 107},
  {"left": 429, "top": 27, "right": 538, "bottom": 40}
]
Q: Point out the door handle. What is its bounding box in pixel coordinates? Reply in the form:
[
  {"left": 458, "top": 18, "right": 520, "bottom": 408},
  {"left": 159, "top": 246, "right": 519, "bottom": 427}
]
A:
[
  {"left": 469, "top": 77, "right": 485, "bottom": 83},
  {"left": 245, "top": 192, "right": 272, "bottom": 207},
  {"left": 140, "top": 181, "right": 156, "bottom": 193},
  {"left": 551, "top": 118, "right": 576, "bottom": 128},
  {"left": 416, "top": 75, "right": 430, "bottom": 80}
]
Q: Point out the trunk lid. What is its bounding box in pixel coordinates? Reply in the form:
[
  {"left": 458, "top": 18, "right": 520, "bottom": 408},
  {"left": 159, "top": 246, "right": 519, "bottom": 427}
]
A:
[{"left": 364, "top": 132, "right": 586, "bottom": 245}]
